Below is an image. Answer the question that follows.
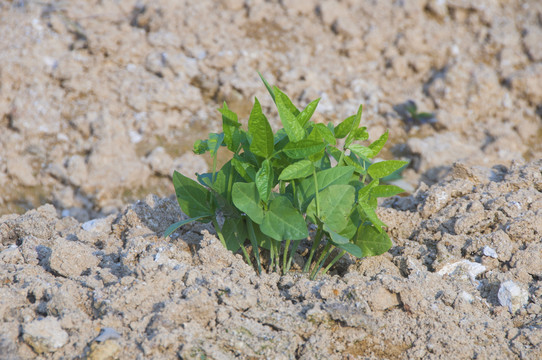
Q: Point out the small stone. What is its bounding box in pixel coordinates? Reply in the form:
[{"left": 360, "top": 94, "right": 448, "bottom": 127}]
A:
[
  {"left": 95, "top": 328, "right": 121, "bottom": 343},
  {"left": 498, "top": 281, "right": 529, "bottom": 313},
  {"left": 482, "top": 246, "right": 498, "bottom": 259},
  {"left": 437, "top": 260, "right": 487, "bottom": 284},
  {"left": 23, "top": 317, "right": 69, "bottom": 354},
  {"left": 0, "top": 245, "right": 24, "bottom": 264}
]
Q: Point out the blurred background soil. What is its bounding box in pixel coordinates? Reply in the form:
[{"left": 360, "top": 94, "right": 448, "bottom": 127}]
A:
[{"left": 1, "top": 0, "right": 541, "bottom": 221}]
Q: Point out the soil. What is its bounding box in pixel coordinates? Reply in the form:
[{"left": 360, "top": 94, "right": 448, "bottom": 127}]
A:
[{"left": 0, "top": 0, "right": 541, "bottom": 359}]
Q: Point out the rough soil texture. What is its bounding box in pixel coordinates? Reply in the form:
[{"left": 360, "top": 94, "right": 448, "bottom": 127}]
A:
[{"left": 0, "top": 0, "right": 541, "bottom": 359}]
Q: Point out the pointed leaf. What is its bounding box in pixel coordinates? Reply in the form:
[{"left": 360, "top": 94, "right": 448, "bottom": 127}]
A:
[
  {"left": 368, "top": 160, "right": 409, "bottom": 180},
  {"left": 222, "top": 217, "right": 247, "bottom": 252},
  {"left": 314, "top": 123, "right": 337, "bottom": 145},
  {"left": 336, "top": 243, "right": 363, "bottom": 258},
  {"left": 368, "top": 130, "right": 389, "bottom": 156},
  {"left": 371, "top": 185, "right": 405, "bottom": 198},
  {"left": 248, "top": 97, "right": 274, "bottom": 158},
  {"left": 208, "top": 132, "right": 225, "bottom": 157},
  {"left": 296, "top": 98, "right": 320, "bottom": 127},
  {"left": 335, "top": 104, "right": 362, "bottom": 139},
  {"left": 278, "top": 160, "right": 314, "bottom": 180},
  {"left": 255, "top": 159, "right": 273, "bottom": 204},
  {"left": 258, "top": 71, "right": 275, "bottom": 103},
  {"left": 218, "top": 103, "right": 241, "bottom": 152},
  {"left": 283, "top": 139, "right": 325, "bottom": 159},
  {"left": 164, "top": 215, "right": 208, "bottom": 238},
  {"left": 274, "top": 86, "right": 304, "bottom": 142},
  {"left": 324, "top": 224, "right": 350, "bottom": 244},
  {"left": 355, "top": 224, "right": 392, "bottom": 257},
  {"left": 348, "top": 144, "right": 375, "bottom": 159},
  {"left": 358, "top": 201, "right": 387, "bottom": 232},
  {"left": 297, "top": 166, "right": 355, "bottom": 211},
  {"left": 232, "top": 182, "right": 264, "bottom": 224},
  {"left": 306, "top": 184, "right": 355, "bottom": 232},
  {"left": 232, "top": 156, "right": 256, "bottom": 182},
  {"left": 173, "top": 171, "right": 214, "bottom": 218},
  {"left": 260, "top": 196, "right": 308, "bottom": 241}
]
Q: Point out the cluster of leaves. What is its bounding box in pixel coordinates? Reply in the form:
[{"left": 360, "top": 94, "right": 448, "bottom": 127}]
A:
[{"left": 166, "top": 74, "right": 407, "bottom": 279}]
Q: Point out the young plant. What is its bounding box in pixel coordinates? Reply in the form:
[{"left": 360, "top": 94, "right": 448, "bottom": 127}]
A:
[{"left": 165, "top": 73, "right": 407, "bottom": 279}]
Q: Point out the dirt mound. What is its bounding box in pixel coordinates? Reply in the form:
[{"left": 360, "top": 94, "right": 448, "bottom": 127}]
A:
[
  {"left": 1, "top": 160, "right": 541, "bottom": 358},
  {"left": 1, "top": 0, "right": 542, "bottom": 358}
]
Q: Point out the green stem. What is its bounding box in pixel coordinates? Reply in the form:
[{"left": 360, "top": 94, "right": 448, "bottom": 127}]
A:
[
  {"left": 275, "top": 244, "right": 281, "bottom": 273},
  {"left": 280, "top": 180, "right": 285, "bottom": 195},
  {"left": 246, "top": 219, "right": 262, "bottom": 275},
  {"left": 212, "top": 154, "right": 218, "bottom": 184},
  {"left": 269, "top": 241, "right": 275, "bottom": 272},
  {"left": 211, "top": 218, "right": 227, "bottom": 248},
  {"left": 285, "top": 240, "right": 301, "bottom": 273},
  {"left": 227, "top": 164, "right": 234, "bottom": 203},
  {"left": 310, "top": 243, "right": 332, "bottom": 280},
  {"left": 321, "top": 250, "right": 347, "bottom": 277},
  {"left": 239, "top": 243, "right": 253, "bottom": 268},
  {"left": 303, "top": 222, "right": 323, "bottom": 273},
  {"left": 313, "top": 168, "right": 320, "bottom": 218},
  {"left": 283, "top": 239, "right": 291, "bottom": 274}
]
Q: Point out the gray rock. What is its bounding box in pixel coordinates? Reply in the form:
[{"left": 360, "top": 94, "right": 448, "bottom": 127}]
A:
[{"left": 498, "top": 281, "right": 529, "bottom": 313}]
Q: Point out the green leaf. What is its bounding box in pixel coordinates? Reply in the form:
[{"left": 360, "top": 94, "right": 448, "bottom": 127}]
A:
[
  {"left": 371, "top": 185, "right": 405, "bottom": 198},
  {"left": 248, "top": 97, "right": 274, "bottom": 158},
  {"left": 208, "top": 132, "right": 225, "bottom": 158},
  {"left": 344, "top": 105, "right": 363, "bottom": 145},
  {"left": 324, "top": 224, "right": 350, "bottom": 245},
  {"left": 358, "top": 179, "right": 379, "bottom": 201},
  {"left": 348, "top": 144, "right": 375, "bottom": 159},
  {"left": 222, "top": 217, "right": 247, "bottom": 252},
  {"left": 218, "top": 103, "right": 241, "bottom": 152},
  {"left": 368, "top": 130, "right": 389, "bottom": 156},
  {"left": 258, "top": 71, "right": 275, "bottom": 103},
  {"left": 358, "top": 201, "right": 387, "bottom": 233},
  {"left": 296, "top": 98, "right": 320, "bottom": 127},
  {"left": 278, "top": 160, "right": 314, "bottom": 180},
  {"left": 297, "top": 166, "right": 355, "bottom": 211},
  {"left": 334, "top": 115, "right": 356, "bottom": 139},
  {"left": 232, "top": 182, "right": 264, "bottom": 224},
  {"left": 306, "top": 184, "right": 355, "bottom": 232},
  {"left": 255, "top": 159, "right": 273, "bottom": 204},
  {"left": 274, "top": 86, "right": 304, "bottom": 142},
  {"left": 368, "top": 160, "right": 409, "bottom": 180},
  {"left": 314, "top": 123, "right": 337, "bottom": 145},
  {"left": 355, "top": 224, "right": 392, "bottom": 257},
  {"left": 335, "top": 104, "right": 362, "bottom": 139},
  {"left": 173, "top": 171, "right": 214, "bottom": 218},
  {"left": 344, "top": 155, "right": 368, "bottom": 175},
  {"left": 336, "top": 243, "right": 363, "bottom": 258},
  {"left": 193, "top": 139, "right": 208, "bottom": 154},
  {"left": 164, "top": 215, "right": 208, "bottom": 238},
  {"left": 283, "top": 139, "right": 325, "bottom": 159},
  {"left": 260, "top": 196, "right": 308, "bottom": 241},
  {"left": 232, "top": 156, "right": 256, "bottom": 182}
]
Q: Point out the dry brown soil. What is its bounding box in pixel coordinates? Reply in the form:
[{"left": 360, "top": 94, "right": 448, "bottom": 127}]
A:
[{"left": 1, "top": 0, "right": 542, "bottom": 359}]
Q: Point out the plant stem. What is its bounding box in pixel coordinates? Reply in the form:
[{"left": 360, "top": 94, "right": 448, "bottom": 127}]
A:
[
  {"left": 310, "top": 243, "right": 332, "bottom": 280},
  {"left": 227, "top": 164, "right": 234, "bottom": 203},
  {"left": 321, "top": 250, "right": 346, "bottom": 277},
  {"left": 303, "top": 222, "right": 323, "bottom": 273},
  {"left": 285, "top": 240, "right": 300, "bottom": 273},
  {"left": 269, "top": 241, "right": 275, "bottom": 272},
  {"left": 239, "top": 243, "right": 253, "bottom": 268},
  {"left": 211, "top": 218, "right": 227, "bottom": 248},
  {"left": 246, "top": 219, "right": 262, "bottom": 275},
  {"left": 313, "top": 168, "right": 320, "bottom": 218},
  {"left": 282, "top": 239, "right": 290, "bottom": 274}
]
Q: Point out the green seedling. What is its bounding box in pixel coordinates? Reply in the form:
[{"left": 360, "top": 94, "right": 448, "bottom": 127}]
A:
[
  {"left": 394, "top": 100, "right": 436, "bottom": 132},
  {"left": 165, "top": 73, "right": 407, "bottom": 279}
]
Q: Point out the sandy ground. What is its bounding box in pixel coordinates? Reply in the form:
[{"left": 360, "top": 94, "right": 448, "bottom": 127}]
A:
[{"left": 1, "top": 0, "right": 541, "bottom": 359}]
